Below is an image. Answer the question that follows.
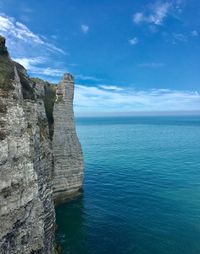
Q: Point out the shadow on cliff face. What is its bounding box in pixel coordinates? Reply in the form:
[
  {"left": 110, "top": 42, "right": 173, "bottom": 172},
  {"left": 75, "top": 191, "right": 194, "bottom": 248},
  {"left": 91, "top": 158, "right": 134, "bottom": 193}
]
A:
[
  {"left": 44, "top": 83, "right": 56, "bottom": 139},
  {"left": 31, "top": 77, "right": 57, "bottom": 139}
]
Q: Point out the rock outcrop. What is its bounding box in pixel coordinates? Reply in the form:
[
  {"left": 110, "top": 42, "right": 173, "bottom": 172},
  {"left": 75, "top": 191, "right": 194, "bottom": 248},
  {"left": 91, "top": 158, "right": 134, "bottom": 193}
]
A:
[
  {"left": 0, "top": 36, "right": 83, "bottom": 253},
  {"left": 53, "top": 74, "right": 84, "bottom": 203}
]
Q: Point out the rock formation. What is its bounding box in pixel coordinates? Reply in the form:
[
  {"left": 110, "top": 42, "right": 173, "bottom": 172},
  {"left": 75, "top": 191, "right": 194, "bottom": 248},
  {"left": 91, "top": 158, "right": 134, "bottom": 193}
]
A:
[
  {"left": 53, "top": 74, "right": 84, "bottom": 203},
  {"left": 0, "top": 36, "right": 83, "bottom": 253}
]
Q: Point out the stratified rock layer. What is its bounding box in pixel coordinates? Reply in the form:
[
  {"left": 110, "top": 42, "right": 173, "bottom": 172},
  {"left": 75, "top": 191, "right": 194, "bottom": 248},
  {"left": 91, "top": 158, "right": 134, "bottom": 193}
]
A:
[
  {"left": 0, "top": 36, "right": 84, "bottom": 253},
  {"left": 0, "top": 37, "right": 55, "bottom": 253},
  {"left": 53, "top": 74, "right": 84, "bottom": 203}
]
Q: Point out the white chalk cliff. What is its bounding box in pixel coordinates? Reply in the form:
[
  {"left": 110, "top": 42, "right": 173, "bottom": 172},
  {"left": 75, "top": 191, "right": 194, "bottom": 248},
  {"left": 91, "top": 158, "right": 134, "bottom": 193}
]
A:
[
  {"left": 0, "top": 36, "right": 84, "bottom": 254},
  {"left": 53, "top": 74, "right": 84, "bottom": 203}
]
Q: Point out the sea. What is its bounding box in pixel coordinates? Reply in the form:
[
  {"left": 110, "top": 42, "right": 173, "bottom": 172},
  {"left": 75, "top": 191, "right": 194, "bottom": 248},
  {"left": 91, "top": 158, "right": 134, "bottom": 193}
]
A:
[{"left": 56, "top": 116, "right": 200, "bottom": 254}]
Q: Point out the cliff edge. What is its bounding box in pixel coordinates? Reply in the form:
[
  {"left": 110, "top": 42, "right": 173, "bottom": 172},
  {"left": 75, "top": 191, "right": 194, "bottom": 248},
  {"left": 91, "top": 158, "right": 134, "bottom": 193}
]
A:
[{"left": 0, "top": 36, "right": 84, "bottom": 253}]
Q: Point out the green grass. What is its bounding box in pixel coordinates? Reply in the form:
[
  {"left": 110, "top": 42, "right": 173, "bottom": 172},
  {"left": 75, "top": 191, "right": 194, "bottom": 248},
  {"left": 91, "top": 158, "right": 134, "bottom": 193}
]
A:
[
  {"left": 16, "top": 63, "right": 35, "bottom": 100},
  {"left": 0, "top": 56, "right": 35, "bottom": 100},
  {"left": 0, "top": 35, "right": 14, "bottom": 91},
  {"left": 0, "top": 36, "right": 9, "bottom": 57},
  {"left": 0, "top": 56, "right": 15, "bottom": 91}
]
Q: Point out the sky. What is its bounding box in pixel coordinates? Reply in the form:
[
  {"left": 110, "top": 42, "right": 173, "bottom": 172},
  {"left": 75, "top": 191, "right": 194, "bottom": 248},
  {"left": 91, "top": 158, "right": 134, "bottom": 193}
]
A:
[{"left": 0, "top": 0, "right": 200, "bottom": 114}]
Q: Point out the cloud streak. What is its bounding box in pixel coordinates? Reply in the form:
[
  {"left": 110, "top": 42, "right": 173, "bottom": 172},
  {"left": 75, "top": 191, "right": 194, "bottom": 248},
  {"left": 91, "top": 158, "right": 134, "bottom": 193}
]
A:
[
  {"left": 76, "top": 74, "right": 101, "bottom": 82},
  {"left": 99, "top": 85, "right": 124, "bottom": 91},
  {"left": 0, "top": 14, "right": 65, "bottom": 54},
  {"left": 81, "top": 24, "right": 89, "bottom": 34},
  {"left": 13, "top": 57, "right": 46, "bottom": 68},
  {"left": 74, "top": 85, "right": 200, "bottom": 112},
  {"left": 13, "top": 57, "right": 66, "bottom": 77},
  {"left": 0, "top": 13, "right": 69, "bottom": 81},
  {"left": 133, "top": 2, "right": 171, "bottom": 26},
  {"left": 129, "top": 37, "right": 139, "bottom": 45}
]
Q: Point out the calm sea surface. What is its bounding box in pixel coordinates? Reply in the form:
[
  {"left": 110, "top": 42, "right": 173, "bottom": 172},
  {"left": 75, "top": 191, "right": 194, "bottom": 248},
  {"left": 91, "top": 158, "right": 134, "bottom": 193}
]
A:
[{"left": 56, "top": 116, "right": 200, "bottom": 254}]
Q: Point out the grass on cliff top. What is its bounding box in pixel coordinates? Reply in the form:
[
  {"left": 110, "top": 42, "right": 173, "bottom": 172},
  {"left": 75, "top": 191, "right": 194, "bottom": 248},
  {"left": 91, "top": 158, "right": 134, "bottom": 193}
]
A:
[
  {"left": 15, "top": 63, "right": 35, "bottom": 100},
  {"left": 0, "top": 55, "right": 35, "bottom": 99},
  {"left": 0, "top": 56, "right": 15, "bottom": 91},
  {"left": 0, "top": 36, "right": 14, "bottom": 91}
]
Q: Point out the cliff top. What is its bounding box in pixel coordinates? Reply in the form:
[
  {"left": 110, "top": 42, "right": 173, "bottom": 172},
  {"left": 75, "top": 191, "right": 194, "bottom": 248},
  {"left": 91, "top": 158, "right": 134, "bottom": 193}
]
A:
[
  {"left": 0, "top": 36, "right": 15, "bottom": 91},
  {"left": 0, "top": 35, "right": 9, "bottom": 57},
  {"left": 0, "top": 36, "right": 75, "bottom": 122},
  {"left": 63, "top": 73, "right": 74, "bottom": 82},
  {"left": 0, "top": 36, "right": 36, "bottom": 99}
]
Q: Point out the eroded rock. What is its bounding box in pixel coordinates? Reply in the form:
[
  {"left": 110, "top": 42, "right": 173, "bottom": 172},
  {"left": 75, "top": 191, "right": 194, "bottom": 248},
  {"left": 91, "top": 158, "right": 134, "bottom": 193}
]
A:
[
  {"left": 0, "top": 37, "right": 83, "bottom": 253},
  {"left": 53, "top": 73, "right": 84, "bottom": 204}
]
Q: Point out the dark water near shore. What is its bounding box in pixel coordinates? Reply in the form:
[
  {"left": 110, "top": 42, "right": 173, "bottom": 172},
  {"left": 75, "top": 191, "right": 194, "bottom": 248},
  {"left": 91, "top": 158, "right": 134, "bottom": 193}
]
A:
[{"left": 56, "top": 116, "right": 200, "bottom": 254}]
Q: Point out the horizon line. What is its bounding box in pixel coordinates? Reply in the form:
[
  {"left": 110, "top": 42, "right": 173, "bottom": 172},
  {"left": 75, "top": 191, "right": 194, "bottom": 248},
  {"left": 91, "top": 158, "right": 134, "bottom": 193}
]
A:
[{"left": 75, "top": 110, "right": 200, "bottom": 117}]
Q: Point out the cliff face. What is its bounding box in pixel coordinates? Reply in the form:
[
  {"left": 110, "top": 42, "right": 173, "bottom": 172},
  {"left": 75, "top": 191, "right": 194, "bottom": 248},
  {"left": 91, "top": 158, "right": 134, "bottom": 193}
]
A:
[
  {"left": 53, "top": 74, "right": 84, "bottom": 203},
  {"left": 0, "top": 36, "right": 83, "bottom": 253}
]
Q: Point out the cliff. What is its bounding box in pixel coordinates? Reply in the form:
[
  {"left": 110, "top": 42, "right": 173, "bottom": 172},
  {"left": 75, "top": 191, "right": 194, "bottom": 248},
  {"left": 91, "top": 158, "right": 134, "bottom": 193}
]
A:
[
  {"left": 0, "top": 36, "right": 83, "bottom": 253},
  {"left": 53, "top": 74, "right": 83, "bottom": 203}
]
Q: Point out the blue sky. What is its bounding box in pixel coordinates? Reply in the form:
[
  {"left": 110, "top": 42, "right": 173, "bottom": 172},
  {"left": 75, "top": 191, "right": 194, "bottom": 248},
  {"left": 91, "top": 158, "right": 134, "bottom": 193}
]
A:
[{"left": 0, "top": 0, "right": 200, "bottom": 114}]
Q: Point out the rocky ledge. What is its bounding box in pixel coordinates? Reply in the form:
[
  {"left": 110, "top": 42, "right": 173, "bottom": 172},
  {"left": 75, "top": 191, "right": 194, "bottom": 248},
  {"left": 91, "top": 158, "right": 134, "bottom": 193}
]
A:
[{"left": 0, "top": 36, "right": 84, "bottom": 253}]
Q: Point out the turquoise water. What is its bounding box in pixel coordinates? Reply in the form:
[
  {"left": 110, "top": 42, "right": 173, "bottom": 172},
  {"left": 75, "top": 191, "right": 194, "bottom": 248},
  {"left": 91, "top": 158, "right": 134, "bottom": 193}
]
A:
[{"left": 56, "top": 116, "right": 200, "bottom": 254}]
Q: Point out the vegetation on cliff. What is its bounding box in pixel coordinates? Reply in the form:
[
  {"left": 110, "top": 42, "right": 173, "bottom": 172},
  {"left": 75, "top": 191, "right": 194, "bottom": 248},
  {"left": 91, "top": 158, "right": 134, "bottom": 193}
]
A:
[
  {"left": 0, "top": 35, "right": 35, "bottom": 100},
  {"left": 31, "top": 77, "right": 56, "bottom": 138},
  {"left": 0, "top": 35, "right": 57, "bottom": 140},
  {"left": 0, "top": 36, "right": 15, "bottom": 92},
  {"left": 15, "top": 62, "right": 35, "bottom": 100}
]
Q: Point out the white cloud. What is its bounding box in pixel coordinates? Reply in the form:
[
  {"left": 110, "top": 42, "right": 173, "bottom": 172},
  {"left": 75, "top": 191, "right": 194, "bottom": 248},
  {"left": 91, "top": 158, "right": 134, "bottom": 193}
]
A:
[
  {"left": 133, "top": 12, "right": 144, "bottom": 24},
  {"left": 0, "top": 14, "right": 41, "bottom": 42},
  {"left": 74, "top": 85, "right": 200, "bottom": 112},
  {"left": 76, "top": 74, "right": 101, "bottom": 81},
  {"left": 13, "top": 57, "right": 46, "bottom": 69},
  {"left": 164, "top": 30, "right": 198, "bottom": 44},
  {"left": 99, "top": 85, "right": 124, "bottom": 91},
  {"left": 129, "top": 37, "right": 139, "bottom": 45},
  {"left": 0, "top": 13, "right": 65, "bottom": 54},
  {"left": 133, "top": 2, "right": 171, "bottom": 25},
  {"left": 30, "top": 67, "right": 65, "bottom": 77},
  {"left": 0, "top": 13, "right": 68, "bottom": 81},
  {"left": 13, "top": 57, "right": 66, "bottom": 77},
  {"left": 81, "top": 24, "right": 89, "bottom": 34},
  {"left": 173, "top": 33, "right": 187, "bottom": 42},
  {"left": 151, "top": 2, "right": 171, "bottom": 25}
]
